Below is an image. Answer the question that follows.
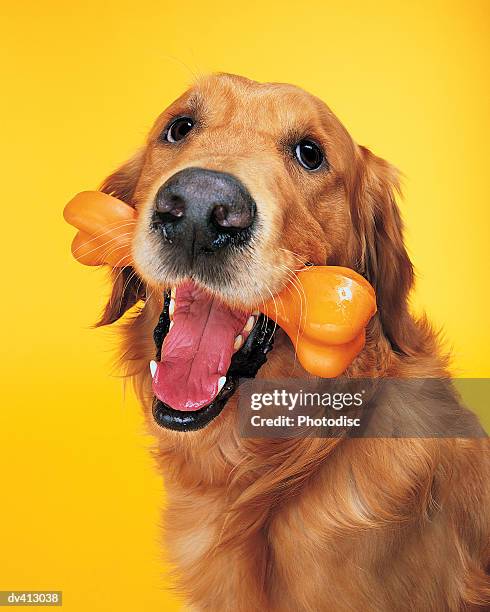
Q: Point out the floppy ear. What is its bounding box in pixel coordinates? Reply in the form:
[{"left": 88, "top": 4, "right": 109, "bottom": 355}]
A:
[
  {"left": 96, "top": 149, "right": 146, "bottom": 326},
  {"left": 349, "top": 145, "right": 418, "bottom": 355},
  {"left": 99, "top": 149, "right": 145, "bottom": 204}
]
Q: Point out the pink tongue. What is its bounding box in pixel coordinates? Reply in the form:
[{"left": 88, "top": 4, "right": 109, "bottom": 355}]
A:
[{"left": 152, "top": 281, "right": 249, "bottom": 411}]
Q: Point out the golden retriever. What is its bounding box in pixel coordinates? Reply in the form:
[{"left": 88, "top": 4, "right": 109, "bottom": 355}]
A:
[{"left": 95, "top": 73, "right": 489, "bottom": 611}]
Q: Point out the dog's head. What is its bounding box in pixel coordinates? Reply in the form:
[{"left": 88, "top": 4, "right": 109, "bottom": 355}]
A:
[{"left": 98, "top": 73, "right": 415, "bottom": 432}]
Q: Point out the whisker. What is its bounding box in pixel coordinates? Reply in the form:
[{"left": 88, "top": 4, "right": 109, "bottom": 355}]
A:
[
  {"left": 97, "top": 246, "right": 133, "bottom": 284},
  {"left": 279, "top": 247, "right": 309, "bottom": 271},
  {"left": 281, "top": 265, "right": 308, "bottom": 316},
  {"left": 71, "top": 221, "right": 136, "bottom": 255},
  {"left": 76, "top": 231, "right": 133, "bottom": 261},
  {"left": 280, "top": 265, "right": 308, "bottom": 374},
  {"left": 104, "top": 248, "right": 134, "bottom": 283},
  {"left": 118, "top": 268, "right": 137, "bottom": 313},
  {"left": 263, "top": 285, "right": 279, "bottom": 342}
]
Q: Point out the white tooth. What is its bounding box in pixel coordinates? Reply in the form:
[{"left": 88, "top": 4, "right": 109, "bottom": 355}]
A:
[
  {"left": 169, "top": 298, "right": 175, "bottom": 318},
  {"left": 234, "top": 335, "right": 243, "bottom": 351},
  {"left": 218, "top": 376, "right": 226, "bottom": 393},
  {"left": 169, "top": 320, "right": 174, "bottom": 330},
  {"left": 149, "top": 360, "right": 157, "bottom": 379},
  {"left": 244, "top": 315, "right": 255, "bottom": 333},
  {"left": 170, "top": 286, "right": 176, "bottom": 299}
]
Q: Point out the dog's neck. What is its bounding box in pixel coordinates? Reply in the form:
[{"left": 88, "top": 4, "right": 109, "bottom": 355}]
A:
[
  {"left": 147, "top": 311, "right": 446, "bottom": 491},
  {"left": 151, "top": 321, "right": 389, "bottom": 481}
]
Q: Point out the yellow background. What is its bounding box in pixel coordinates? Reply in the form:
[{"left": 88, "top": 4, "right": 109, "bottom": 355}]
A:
[{"left": 1, "top": 1, "right": 489, "bottom": 610}]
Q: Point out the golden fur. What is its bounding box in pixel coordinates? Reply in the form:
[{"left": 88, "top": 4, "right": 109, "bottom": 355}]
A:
[{"left": 97, "top": 74, "right": 489, "bottom": 611}]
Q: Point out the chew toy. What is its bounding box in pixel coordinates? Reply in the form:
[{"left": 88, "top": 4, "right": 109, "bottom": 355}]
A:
[
  {"left": 63, "top": 191, "right": 136, "bottom": 267},
  {"left": 260, "top": 266, "right": 376, "bottom": 376},
  {"left": 64, "top": 191, "right": 376, "bottom": 377}
]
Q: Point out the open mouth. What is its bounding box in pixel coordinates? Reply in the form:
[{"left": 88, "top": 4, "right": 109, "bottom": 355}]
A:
[{"left": 151, "top": 282, "right": 276, "bottom": 431}]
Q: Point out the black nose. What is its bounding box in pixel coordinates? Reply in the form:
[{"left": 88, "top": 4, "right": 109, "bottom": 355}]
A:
[{"left": 153, "top": 168, "right": 256, "bottom": 257}]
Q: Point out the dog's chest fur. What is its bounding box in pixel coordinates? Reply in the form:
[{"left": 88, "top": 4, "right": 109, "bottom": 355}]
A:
[{"left": 158, "top": 431, "right": 486, "bottom": 612}]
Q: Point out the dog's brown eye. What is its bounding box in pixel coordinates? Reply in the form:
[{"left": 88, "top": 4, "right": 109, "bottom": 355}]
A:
[
  {"left": 165, "top": 117, "right": 194, "bottom": 143},
  {"left": 294, "top": 140, "right": 324, "bottom": 171}
]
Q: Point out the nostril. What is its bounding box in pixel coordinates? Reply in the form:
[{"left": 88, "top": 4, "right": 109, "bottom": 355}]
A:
[
  {"left": 212, "top": 204, "right": 232, "bottom": 228},
  {"left": 166, "top": 195, "right": 185, "bottom": 217},
  {"left": 156, "top": 194, "right": 185, "bottom": 218},
  {"left": 155, "top": 187, "right": 186, "bottom": 220},
  {"left": 211, "top": 203, "right": 255, "bottom": 231}
]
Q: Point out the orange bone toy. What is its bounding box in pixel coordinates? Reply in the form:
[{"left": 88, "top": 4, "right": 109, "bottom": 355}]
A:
[
  {"left": 261, "top": 267, "right": 376, "bottom": 377},
  {"left": 64, "top": 191, "right": 376, "bottom": 377},
  {"left": 63, "top": 191, "right": 136, "bottom": 267}
]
